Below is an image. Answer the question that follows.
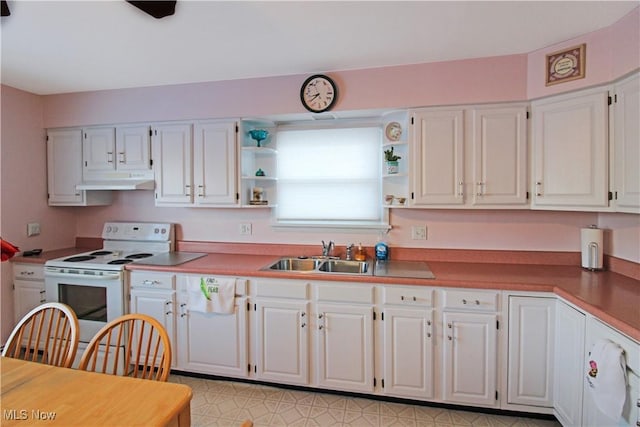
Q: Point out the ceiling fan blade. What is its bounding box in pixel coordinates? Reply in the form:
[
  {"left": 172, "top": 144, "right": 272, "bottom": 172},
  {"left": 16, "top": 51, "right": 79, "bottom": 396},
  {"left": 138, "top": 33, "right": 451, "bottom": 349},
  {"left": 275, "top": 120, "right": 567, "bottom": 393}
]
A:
[
  {"left": 1, "top": 1, "right": 10, "bottom": 17},
  {"left": 126, "top": 1, "right": 176, "bottom": 19}
]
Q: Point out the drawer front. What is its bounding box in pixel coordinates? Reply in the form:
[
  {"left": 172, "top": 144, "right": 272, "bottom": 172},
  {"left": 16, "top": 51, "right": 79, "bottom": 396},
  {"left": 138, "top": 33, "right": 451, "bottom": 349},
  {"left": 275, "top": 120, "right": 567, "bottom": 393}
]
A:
[
  {"left": 256, "top": 279, "right": 309, "bottom": 299},
  {"left": 13, "top": 263, "right": 44, "bottom": 281},
  {"left": 129, "top": 271, "right": 175, "bottom": 290},
  {"left": 383, "top": 286, "right": 433, "bottom": 307},
  {"left": 443, "top": 289, "right": 499, "bottom": 311},
  {"left": 315, "top": 283, "right": 374, "bottom": 304}
]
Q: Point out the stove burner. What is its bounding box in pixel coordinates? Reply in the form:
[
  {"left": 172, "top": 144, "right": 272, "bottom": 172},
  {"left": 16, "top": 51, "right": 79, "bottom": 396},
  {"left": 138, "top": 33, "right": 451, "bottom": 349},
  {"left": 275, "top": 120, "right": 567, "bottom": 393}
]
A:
[
  {"left": 108, "top": 259, "right": 134, "bottom": 265},
  {"left": 63, "top": 255, "right": 96, "bottom": 262},
  {"left": 90, "top": 250, "right": 112, "bottom": 256},
  {"left": 126, "top": 253, "right": 154, "bottom": 259}
]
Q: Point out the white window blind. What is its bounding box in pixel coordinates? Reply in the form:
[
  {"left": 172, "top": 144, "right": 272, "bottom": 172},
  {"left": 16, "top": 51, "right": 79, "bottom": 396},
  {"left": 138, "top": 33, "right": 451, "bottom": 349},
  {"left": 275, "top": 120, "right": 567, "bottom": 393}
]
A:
[{"left": 276, "top": 126, "right": 383, "bottom": 227}]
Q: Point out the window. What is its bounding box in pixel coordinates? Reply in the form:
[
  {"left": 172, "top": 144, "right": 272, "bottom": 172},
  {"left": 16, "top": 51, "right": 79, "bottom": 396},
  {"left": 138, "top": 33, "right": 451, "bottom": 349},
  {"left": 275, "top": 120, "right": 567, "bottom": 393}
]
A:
[{"left": 275, "top": 125, "right": 385, "bottom": 229}]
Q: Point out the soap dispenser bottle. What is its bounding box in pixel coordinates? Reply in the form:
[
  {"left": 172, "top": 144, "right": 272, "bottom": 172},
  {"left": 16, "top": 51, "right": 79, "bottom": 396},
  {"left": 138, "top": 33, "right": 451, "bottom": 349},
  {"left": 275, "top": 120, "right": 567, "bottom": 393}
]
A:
[{"left": 374, "top": 233, "right": 389, "bottom": 261}]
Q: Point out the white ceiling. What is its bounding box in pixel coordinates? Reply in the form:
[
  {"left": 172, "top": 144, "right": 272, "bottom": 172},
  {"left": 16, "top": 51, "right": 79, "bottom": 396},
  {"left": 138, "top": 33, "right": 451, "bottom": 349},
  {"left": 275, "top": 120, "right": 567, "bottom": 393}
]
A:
[{"left": 1, "top": 1, "right": 637, "bottom": 95}]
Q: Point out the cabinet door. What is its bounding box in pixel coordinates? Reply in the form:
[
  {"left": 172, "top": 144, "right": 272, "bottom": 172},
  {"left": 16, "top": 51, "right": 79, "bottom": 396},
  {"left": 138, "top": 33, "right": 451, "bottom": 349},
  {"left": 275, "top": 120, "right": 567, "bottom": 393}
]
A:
[
  {"left": 130, "top": 288, "right": 177, "bottom": 368},
  {"left": 316, "top": 303, "right": 374, "bottom": 393},
  {"left": 613, "top": 72, "right": 640, "bottom": 213},
  {"left": 152, "top": 123, "right": 193, "bottom": 205},
  {"left": 116, "top": 125, "right": 151, "bottom": 172},
  {"left": 47, "top": 129, "right": 85, "bottom": 204},
  {"left": 507, "top": 296, "right": 554, "bottom": 407},
  {"left": 554, "top": 300, "right": 585, "bottom": 427},
  {"left": 471, "top": 106, "right": 528, "bottom": 206},
  {"left": 193, "top": 121, "right": 238, "bottom": 206},
  {"left": 13, "top": 280, "right": 46, "bottom": 323},
  {"left": 532, "top": 89, "right": 609, "bottom": 209},
  {"left": 411, "top": 109, "right": 465, "bottom": 205},
  {"left": 176, "top": 296, "right": 248, "bottom": 378},
  {"left": 443, "top": 311, "right": 498, "bottom": 407},
  {"left": 255, "top": 300, "right": 309, "bottom": 385},
  {"left": 383, "top": 307, "right": 434, "bottom": 399},
  {"left": 83, "top": 127, "right": 116, "bottom": 173}
]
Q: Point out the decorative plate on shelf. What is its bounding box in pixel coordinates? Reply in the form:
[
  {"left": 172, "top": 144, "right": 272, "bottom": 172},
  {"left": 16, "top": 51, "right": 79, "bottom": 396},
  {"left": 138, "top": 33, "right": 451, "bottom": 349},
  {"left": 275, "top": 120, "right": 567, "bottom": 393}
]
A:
[{"left": 385, "top": 122, "right": 402, "bottom": 141}]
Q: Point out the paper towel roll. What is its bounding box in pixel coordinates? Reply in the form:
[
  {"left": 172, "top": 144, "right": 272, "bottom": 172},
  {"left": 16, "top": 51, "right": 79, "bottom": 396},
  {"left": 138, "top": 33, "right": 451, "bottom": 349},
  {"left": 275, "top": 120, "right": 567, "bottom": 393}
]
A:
[{"left": 581, "top": 226, "right": 603, "bottom": 270}]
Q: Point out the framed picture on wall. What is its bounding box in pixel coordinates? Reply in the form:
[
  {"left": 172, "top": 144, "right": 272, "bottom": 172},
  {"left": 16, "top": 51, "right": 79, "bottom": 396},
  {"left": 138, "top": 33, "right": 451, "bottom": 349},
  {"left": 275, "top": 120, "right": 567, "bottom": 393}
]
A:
[{"left": 545, "top": 43, "right": 586, "bottom": 86}]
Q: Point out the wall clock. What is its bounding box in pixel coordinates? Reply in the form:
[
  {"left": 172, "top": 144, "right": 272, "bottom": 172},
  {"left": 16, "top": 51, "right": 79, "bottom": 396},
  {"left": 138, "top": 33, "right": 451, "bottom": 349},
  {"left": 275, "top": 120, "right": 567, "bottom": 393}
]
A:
[{"left": 300, "top": 74, "right": 337, "bottom": 113}]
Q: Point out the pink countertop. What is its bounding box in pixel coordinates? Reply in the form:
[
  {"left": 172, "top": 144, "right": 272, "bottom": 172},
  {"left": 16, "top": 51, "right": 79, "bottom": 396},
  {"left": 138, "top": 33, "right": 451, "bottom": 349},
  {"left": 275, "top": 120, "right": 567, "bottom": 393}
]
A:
[
  {"left": 125, "top": 252, "right": 640, "bottom": 342},
  {"left": 13, "top": 248, "right": 639, "bottom": 342}
]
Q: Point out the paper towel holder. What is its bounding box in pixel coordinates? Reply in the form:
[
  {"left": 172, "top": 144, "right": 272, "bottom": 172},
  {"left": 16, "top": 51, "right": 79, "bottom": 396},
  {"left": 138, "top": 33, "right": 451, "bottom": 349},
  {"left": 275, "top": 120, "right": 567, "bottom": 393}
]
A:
[{"left": 581, "top": 224, "right": 604, "bottom": 271}]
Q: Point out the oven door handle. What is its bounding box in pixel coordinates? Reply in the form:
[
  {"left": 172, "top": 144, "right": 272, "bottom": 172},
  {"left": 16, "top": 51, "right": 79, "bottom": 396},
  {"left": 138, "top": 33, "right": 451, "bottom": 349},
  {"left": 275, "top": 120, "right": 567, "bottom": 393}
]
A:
[{"left": 45, "top": 271, "right": 122, "bottom": 280}]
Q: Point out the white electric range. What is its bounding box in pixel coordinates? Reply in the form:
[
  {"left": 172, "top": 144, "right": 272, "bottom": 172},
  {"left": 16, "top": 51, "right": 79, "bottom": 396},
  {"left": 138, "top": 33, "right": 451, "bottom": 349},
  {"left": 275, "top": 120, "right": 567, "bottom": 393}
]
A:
[{"left": 45, "top": 222, "right": 175, "bottom": 345}]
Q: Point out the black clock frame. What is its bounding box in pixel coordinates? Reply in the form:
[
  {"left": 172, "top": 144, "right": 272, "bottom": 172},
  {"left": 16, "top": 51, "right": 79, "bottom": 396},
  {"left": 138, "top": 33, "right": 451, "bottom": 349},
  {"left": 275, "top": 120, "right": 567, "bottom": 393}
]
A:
[{"left": 300, "top": 74, "right": 338, "bottom": 113}]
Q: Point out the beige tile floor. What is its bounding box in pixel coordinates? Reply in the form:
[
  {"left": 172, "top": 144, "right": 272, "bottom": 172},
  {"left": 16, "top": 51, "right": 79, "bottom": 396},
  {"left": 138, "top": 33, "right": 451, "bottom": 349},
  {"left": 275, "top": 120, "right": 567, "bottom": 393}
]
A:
[{"left": 169, "top": 374, "right": 561, "bottom": 427}]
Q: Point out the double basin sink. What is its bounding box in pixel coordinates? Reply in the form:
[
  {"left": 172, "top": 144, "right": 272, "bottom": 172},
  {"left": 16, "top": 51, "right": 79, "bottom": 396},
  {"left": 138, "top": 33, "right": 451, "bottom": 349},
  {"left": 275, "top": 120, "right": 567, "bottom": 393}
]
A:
[
  {"left": 263, "top": 257, "right": 372, "bottom": 275},
  {"left": 262, "top": 257, "right": 436, "bottom": 279}
]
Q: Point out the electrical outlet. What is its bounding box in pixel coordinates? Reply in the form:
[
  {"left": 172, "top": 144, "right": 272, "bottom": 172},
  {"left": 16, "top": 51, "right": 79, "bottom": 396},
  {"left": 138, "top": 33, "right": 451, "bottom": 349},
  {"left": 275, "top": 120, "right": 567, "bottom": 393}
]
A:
[
  {"left": 411, "top": 225, "right": 427, "bottom": 240},
  {"left": 239, "top": 223, "right": 252, "bottom": 235},
  {"left": 27, "top": 222, "right": 41, "bottom": 237}
]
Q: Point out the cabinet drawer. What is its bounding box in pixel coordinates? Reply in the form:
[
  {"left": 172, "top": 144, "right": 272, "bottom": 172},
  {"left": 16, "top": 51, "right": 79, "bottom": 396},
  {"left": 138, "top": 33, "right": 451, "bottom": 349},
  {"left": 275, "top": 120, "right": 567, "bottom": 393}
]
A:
[
  {"left": 129, "top": 271, "right": 175, "bottom": 290},
  {"left": 256, "top": 280, "right": 308, "bottom": 299},
  {"left": 443, "top": 289, "right": 499, "bottom": 311},
  {"left": 316, "top": 283, "right": 374, "bottom": 304},
  {"left": 382, "top": 286, "right": 433, "bottom": 306},
  {"left": 13, "top": 263, "right": 44, "bottom": 281}
]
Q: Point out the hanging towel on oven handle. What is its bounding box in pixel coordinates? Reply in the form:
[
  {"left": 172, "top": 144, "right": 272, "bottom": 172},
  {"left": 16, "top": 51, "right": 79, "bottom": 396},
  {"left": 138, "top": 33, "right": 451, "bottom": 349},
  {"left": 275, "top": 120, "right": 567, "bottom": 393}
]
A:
[
  {"left": 585, "top": 338, "right": 627, "bottom": 421},
  {"left": 186, "top": 276, "right": 236, "bottom": 314}
]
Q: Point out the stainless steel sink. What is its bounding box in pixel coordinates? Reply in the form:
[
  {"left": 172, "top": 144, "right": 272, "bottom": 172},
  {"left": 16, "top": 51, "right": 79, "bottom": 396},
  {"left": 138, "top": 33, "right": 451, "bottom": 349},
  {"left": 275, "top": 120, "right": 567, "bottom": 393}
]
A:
[
  {"left": 318, "top": 260, "right": 371, "bottom": 274},
  {"left": 266, "top": 257, "right": 323, "bottom": 272},
  {"left": 262, "top": 257, "right": 372, "bottom": 275}
]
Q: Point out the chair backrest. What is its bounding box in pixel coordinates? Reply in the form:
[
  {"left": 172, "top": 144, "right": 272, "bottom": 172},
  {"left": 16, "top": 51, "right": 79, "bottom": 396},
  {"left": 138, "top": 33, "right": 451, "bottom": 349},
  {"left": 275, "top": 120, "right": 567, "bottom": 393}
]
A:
[
  {"left": 78, "top": 313, "right": 172, "bottom": 382},
  {"left": 2, "top": 302, "right": 79, "bottom": 368}
]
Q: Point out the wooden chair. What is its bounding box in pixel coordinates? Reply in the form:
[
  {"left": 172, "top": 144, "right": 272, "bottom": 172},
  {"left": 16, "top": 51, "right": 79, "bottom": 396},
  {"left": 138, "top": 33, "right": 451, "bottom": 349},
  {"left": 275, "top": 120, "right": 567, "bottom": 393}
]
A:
[
  {"left": 2, "top": 302, "right": 79, "bottom": 368},
  {"left": 79, "top": 313, "right": 172, "bottom": 382}
]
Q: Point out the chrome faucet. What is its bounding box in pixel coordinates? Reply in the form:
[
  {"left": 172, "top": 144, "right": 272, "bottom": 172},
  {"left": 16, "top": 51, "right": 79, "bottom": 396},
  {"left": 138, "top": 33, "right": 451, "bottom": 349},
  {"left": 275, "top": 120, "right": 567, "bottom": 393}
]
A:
[
  {"left": 321, "top": 240, "right": 334, "bottom": 258},
  {"left": 345, "top": 244, "right": 354, "bottom": 261}
]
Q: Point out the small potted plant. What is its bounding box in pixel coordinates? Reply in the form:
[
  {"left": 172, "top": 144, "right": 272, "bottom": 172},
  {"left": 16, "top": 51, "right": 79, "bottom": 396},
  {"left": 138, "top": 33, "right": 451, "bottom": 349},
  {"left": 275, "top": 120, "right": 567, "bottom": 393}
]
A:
[{"left": 384, "top": 147, "right": 401, "bottom": 174}]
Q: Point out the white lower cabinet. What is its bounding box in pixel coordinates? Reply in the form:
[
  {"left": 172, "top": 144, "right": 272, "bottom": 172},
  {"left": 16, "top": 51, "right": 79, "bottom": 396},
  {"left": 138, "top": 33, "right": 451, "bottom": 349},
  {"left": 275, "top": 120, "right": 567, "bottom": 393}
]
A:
[
  {"left": 507, "top": 295, "right": 555, "bottom": 408},
  {"left": 128, "top": 271, "right": 177, "bottom": 368},
  {"left": 175, "top": 275, "right": 249, "bottom": 378},
  {"left": 381, "top": 286, "right": 435, "bottom": 399},
  {"left": 254, "top": 279, "right": 310, "bottom": 386},
  {"left": 315, "top": 283, "right": 375, "bottom": 393},
  {"left": 583, "top": 316, "right": 639, "bottom": 427},
  {"left": 442, "top": 290, "right": 499, "bottom": 407},
  {"left": 12, "top": 263, "right": 46, "bottom": 323},
  {"left": 554, "top": 299, "right": 585, "bottom": 426}
]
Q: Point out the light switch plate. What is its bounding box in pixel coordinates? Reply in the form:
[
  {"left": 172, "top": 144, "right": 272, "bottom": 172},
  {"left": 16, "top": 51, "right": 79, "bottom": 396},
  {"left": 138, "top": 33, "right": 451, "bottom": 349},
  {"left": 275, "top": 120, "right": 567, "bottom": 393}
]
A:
[
  {"left": 411, "top": 225, "right": 427, "bottom": 240},
  {"left": 239, "top": 223, "right": 252, "bottom": 235},
  {"left": 27, "top": 222, "right": 41, "bottom": 236}
]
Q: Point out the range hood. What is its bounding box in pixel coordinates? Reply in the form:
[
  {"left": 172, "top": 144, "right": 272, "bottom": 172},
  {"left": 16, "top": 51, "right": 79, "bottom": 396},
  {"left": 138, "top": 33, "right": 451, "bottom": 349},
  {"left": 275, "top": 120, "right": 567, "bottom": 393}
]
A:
[{"left": 76, "top": 180, "right": 155, "bottom": 191}]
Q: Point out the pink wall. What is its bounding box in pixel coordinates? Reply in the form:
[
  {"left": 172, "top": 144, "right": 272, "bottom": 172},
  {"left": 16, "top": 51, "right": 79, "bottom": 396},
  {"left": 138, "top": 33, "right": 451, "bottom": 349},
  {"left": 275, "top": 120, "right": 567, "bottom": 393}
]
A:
[
  {"left": 0, "top": 85, "right": 77, "bottom": 339},
  {"left": 527, "top": 7, "right": 640, "bottom": 99},
  {"left": 42, "top": 54, "right": 529, "bottom": 128}
]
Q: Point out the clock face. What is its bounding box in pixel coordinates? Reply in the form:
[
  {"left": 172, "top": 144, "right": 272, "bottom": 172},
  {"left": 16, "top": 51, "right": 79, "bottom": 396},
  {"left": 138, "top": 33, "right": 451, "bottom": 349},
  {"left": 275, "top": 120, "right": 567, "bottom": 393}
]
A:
[{"left": 300, "top": 74, "right": 337, "bottom": 113}]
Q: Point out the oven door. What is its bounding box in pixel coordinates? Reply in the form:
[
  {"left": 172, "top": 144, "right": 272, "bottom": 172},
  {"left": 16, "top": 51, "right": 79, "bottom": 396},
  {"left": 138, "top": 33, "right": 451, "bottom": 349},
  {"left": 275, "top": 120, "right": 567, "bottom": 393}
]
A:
[{"left": 45, "top": 267, "right": 125, "bottom": 343}]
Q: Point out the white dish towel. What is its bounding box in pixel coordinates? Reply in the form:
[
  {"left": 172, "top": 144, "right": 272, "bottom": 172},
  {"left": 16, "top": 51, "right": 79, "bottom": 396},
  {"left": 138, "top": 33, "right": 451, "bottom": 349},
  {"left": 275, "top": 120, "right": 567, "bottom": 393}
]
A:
[
  {"left": 186, "top": 276, "right": 236, "bottom": 314},
  {"left": 586, "top": 338, "right": 627, "bottom": 421}
]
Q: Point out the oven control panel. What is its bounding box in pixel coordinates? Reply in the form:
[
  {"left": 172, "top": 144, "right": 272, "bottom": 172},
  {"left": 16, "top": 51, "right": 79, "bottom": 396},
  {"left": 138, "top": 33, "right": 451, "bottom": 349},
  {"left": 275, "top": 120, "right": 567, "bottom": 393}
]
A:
[{"left": 102, "top": 222, "right": 175, "bottom": 242}]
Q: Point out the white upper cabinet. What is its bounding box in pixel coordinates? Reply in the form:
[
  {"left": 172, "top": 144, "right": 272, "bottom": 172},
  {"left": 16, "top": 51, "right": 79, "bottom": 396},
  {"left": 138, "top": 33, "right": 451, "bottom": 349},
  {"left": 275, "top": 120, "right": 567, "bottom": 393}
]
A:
[
  {"left": 152, "top": 123, "right": 193, "bottom": 206},
  {"left": 47, "top": 129, "right": 112, "bottom": 206},
  {"left": 411, "top": 108, "right": 465, "bottom": 205},
  {"left": 153, "top": 121, "right": 238, "bottom": 207},
  {"left": 470, "top": 105, "right": 528, "bottom": 206},
  {"left": 612, "top": 72, "right": 640, "bottom": 214},
  {"left": 83, "top": 125, "right": 152, "bottom": 175},
  {"left": 531, "top": 87, "right": 609, "bottom": 210},
  {"left": 193, "top": 121, "right": 238, "bottom": 206},
  {"left": 410, "top": 104, "right": 528, "bottom": 208}
]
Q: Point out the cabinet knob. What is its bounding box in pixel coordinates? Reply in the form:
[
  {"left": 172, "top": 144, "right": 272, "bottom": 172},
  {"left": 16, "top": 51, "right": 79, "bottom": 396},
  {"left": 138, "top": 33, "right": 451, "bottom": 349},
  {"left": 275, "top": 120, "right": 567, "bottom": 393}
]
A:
[
  {"left": 301, "top": 312, "right": 306, "bottom": 317},
  {"left": 39, "top": 290, "right": 46, "bottom": 295},
  {"left": 448, "top": 335, "right": 452, "bottom": 340},
  {"left": 447, "top": 323, "right": 452, "bottom": 328},
  {"left": 426, "top": 333, "right": 431, "bottom": 338},
  {"left": 166, "top": 311, "right": 173, "bottom": 315},
  {"left": 319, "top": 325, "right": 324, "bottom": 330},
  {"left": 401, "top": 296, "right": 404, "bottom": 301},
  {"left": 301, "top": 323, "right": 306, "bottom": 328},
  {"left": 318, "top": 314, "right": 323, "bottom": 319},
  {"left": 21, "top": 271, "right": 34, "bottom": 276}
]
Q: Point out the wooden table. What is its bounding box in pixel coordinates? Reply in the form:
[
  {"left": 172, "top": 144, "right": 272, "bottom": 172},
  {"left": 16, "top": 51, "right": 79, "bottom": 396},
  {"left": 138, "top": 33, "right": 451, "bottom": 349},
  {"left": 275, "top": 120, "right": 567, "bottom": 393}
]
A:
[{"left": 1, "top": 357, "right": 192, "bottom": 426}]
